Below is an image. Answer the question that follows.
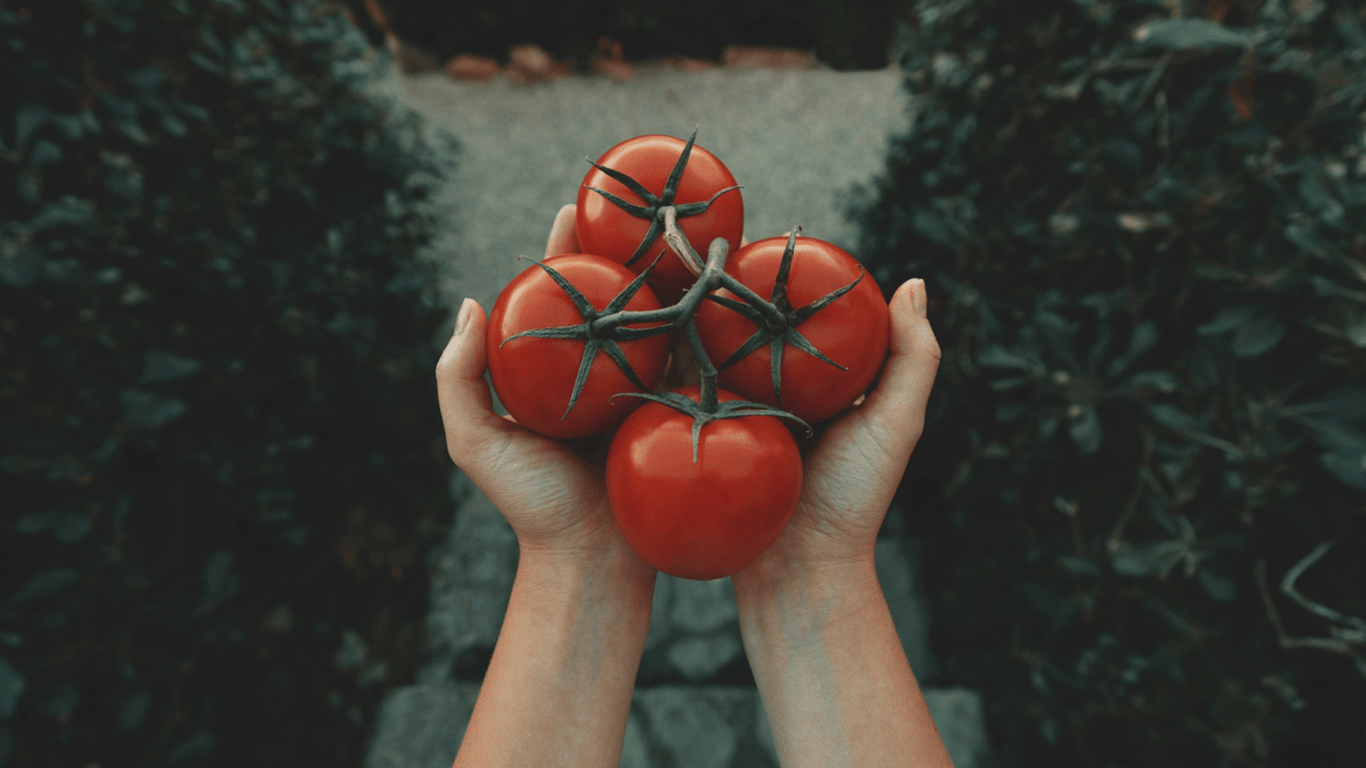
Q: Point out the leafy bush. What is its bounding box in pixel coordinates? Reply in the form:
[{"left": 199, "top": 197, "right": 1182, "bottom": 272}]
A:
[
  {"left": 852, "top": 0, "right": 1366, "bottom": 765},
  {"left": 0, "top": 1, "right": 457, "bottom": 765},
  {"left": 371, "top": 0, "right": 914, "bottom": 70}
]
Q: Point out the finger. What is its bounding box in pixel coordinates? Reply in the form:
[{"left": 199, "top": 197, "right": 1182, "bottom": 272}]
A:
[
  {"left": 545, "top": 204, "right": 580, "bottom": 257},
  {"left": 854, "top": 279, "right": 941, "bottom": 452},
  {"left": 435, "top": 299, "right": 513, "bottom": 466}
]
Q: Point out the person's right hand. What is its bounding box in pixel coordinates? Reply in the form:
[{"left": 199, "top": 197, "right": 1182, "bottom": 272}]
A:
[
  {"left": 733, "top": 277, "right": 941, "bottom": 581},
  {"left": 434, "top": 205, "right": 654, "bottom": 580}
]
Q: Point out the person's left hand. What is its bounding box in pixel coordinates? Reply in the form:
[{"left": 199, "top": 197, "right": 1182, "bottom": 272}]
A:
[{"left": 434, "top": 205, "right": 653, "bottom": 578}]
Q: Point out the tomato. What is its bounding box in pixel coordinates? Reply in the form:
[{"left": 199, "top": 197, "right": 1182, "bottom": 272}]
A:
[
  {"left": 693, "top": 235, "right": 890, "bottom": 423},
  {"left": 487, "top": 254, "right": 671, "bottom": 439},
  {"left": 575, "top": 133, "right": 744, "bottom": 305},
  {"left": 605, "top": 386, "right": 803, "bottom": 580}
]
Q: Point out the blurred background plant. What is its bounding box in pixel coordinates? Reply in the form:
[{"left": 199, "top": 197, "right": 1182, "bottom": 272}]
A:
[
  {"left": 0, "top": 0, "right": 457, "bottom": 765},
  {"left": 852, "top": 0, "right": 1366, "bottom": 765}
]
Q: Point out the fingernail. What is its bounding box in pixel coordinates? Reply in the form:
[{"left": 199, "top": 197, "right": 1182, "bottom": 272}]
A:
[
  {"left": 911, "top": 279, "right": 927, "bottom": 317},
  {"left": 454, "top": 298, "right": 474, "bottom": 336}
]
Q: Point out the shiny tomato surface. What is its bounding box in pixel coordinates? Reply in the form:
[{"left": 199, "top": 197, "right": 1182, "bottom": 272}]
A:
[
  {"left": 605, "top": 386, "right": 803, "bottom": 580},
  {"left": 575, "top": 134, "right": 744, "bottom": 305},
  {"left": 487, "top": 254, "right": 670, "bottom": 439},
  {"left": 694, "top": 236, "right": 890, "bottom": 423}
]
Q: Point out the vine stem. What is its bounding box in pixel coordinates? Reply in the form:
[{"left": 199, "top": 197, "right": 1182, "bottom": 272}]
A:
[{"left": 584, "top": 204, "right": 792, "bottom": 416}]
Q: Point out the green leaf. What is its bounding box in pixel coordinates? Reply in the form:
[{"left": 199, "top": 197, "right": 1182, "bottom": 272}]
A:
[
  {"left": 977, "top": 345, "right": 1038, "bottom": 370},
  {"left": 1346, "top": 309, "right": 1366, "bottom": 348},
  {"left": 115, "top": 686, "right": 151, "bottom": 732},
  {"left": 1298, "top": 165, "right": 1345, "bottom": 223},
  {"left": 157, "top": 730, "right": 215, "bottom": 766},
  {"left": 4, "top": 569, "right": 79, "bottom": 610},
  {"left": 1147, "top": 404, "right": 1241, "bottom": 453},
  {"left": 0, "top": 655, "right": 24, "bottom": 719},
  {"left": 1069, "top": 406, "right": 1102, "bottom": 454},
  {"left": 1197, "top": 568, "right": 1237, "bottom": 602},
  {"left": 1126, "top": 370, "right": 1178, "bottom": 393},
  {"left": 120, "top": 390, "right": 187, "bottom": 430},
  {"left": 13, "top": 103, "right": 48, "bottom": 151},
  {"left": 1231, "top": 311, "right": 1284, "bottom": 357},
  {"left": 1284, "top": 223, "right": 1331, "bottom": 258},
  {"left": 1134, "top": 18, "right": 1255, "bottom": 50},
  {"left": 1197, "top": 305, "right": 1257, "bottom": 336},
  {"left": 26, "top": 197, "right": 97, "bottom": 232},
  {"left": 28, "top": 140, "right": 62, "bottom": 165},
  {"left": 50, "top": 114, "right": 84, "bottom": 141},
  {"left": 1321, "top": 449, "right": 1366, "bottom": 490},
  {"left": 191, "top": 551, "right": 240, "bottom": 618},
  {"left": 139, "top": 349, "right": 203, "bottom": 383},
  {"left": 1278, "top": 386, "right": 1366, "bottom": 422},
  {"left": 1112, "top": 541, "right": 1183, "bottom": 577},
  {"left": 120, "top": 65, "right": 166, "bottom": 92}
]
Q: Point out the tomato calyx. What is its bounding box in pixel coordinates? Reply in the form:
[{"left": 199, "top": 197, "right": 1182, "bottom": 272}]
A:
[
  {"left": 500, "top": 254, "right": 674, "bottom": 420},
  {"left": 614, "top": 318, "right": 809, "bottom": 463},
  {"left": 583, "top": 126, "right": 743, "bottom": 270},
  {"left": 703, "top": 228, "right": 866, "bottom": 410}
]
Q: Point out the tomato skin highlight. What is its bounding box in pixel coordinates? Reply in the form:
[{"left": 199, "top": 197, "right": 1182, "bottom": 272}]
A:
[
  {"left": 605, "top": 386, "right": 803, "bottom": 580},
  {"left": 575, "top": 134, "right": 744, "bottom": 305},
  {"left": 486, "top": 254, "right": 671, "bottom": 439},
  {"left": 694, "top": 237, "right": 891, "bottom": 423}
]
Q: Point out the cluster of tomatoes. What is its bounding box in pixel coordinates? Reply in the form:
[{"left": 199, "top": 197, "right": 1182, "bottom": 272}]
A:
[{"left": 486, "top": 129, "right": 890, "bottom": 580}]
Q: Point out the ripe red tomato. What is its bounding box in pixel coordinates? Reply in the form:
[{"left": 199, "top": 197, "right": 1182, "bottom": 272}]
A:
[
  {"left": 487, "top": 254, "right": 671, "bottom": 439},
  {"left": 693, "top": 236, "right": 890, "bottom": 423},
  {"left": 605, "top": 386, "right": 803, "bottom": 580},
  {"left": 575, "top": 134, "right": 744, "bottom": 305}
]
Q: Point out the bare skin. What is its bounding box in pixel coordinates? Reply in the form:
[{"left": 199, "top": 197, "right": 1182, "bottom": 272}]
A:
[{"left": 435, "top": 204, "right": 949, "bottom": 767}]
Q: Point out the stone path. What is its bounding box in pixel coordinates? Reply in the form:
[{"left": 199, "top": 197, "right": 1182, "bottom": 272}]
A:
[{"left": 358, "top": 55, "right": 990, "bottom": 767}]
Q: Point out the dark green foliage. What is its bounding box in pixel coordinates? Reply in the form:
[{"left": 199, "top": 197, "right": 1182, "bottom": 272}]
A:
[
  {"left": 853, "top": 0, "right": 1366, "bottom": 764},
  {"left": 369, "top": 0, "right": 914, "bottom": 71},
  {"left": 1, "top": 1, "right": 457, "bottom": 765}
]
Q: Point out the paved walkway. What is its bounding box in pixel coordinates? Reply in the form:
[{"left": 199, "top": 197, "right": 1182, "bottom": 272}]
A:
[
  {"left": 360, "top": 57, "right": 990, "bottom": 768},
  {"left": 369, "top": 59, "right": 916, "bottom": 314}
]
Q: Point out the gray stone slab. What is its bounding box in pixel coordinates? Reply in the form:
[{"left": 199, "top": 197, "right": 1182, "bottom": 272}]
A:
[
  {"left": 363, "top": 682, "right": 479, "bottom": 768},
  {"left": 417, "top": 472, "right": 518, "bottom": 684},
  {"left": 876, "top": 536, "right": 937, "bottom": 679},
  {"left": 666, "top": 633, "right": 744, "bottom": 682},
  {"left": 925, "top": 688, "right": 990, "bottom": 768},
  {"left": 366, "top": 63, "right": 915, "bottom": 318},
  {"left": 669, "top": 576, "right": 739, "bottom": 633}
]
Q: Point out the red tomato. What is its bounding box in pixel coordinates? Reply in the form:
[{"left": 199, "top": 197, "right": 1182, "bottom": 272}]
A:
[
  {"left": 693, "top": 236, "right": 890, "bottom": 423},
  {"left": 575, "top": 134, "right": 744, "bottom": 305},
  {"left": 487, "top": 254, "right": 671, "bottom": 439},
  {"left": 605, "top": 386, "right": 803, "bottom": 580}
]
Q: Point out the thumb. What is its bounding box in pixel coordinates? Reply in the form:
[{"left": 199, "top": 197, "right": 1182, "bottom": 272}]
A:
[
  {"left": 854, "top": 279, "right": 941, "bottom": 454},
  {"left": 435, "top": 298, "right": 513, "bottom": 467}
]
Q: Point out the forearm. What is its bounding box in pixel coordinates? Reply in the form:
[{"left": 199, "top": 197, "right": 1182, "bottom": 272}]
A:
[
  {"left": 453, "top": 542, "right": 655, "bottom": 768},
  {"left": 733, "top": 557, "right": 953, "bottom": 768}
]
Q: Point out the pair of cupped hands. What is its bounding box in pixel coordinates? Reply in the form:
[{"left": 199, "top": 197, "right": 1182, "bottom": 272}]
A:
[{"left": 435, "top": 205, "right": 942, "bottom": 584}]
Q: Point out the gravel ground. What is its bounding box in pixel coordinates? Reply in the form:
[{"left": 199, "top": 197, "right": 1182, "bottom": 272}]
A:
[{"left": 368, "top": 61, "right": 917, "bottom": 318}]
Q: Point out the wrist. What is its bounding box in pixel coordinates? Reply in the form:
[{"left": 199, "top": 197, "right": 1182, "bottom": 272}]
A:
[
  {"left": 518, "top": 535, "right": 657, "bottom": 591},
  {"left": 732, "top": 550, "right": 881, "bottom": 632}
]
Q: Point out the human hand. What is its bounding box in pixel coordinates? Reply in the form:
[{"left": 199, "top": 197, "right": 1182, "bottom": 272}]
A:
[
  {"left": 434, "top": 206, "right": 655, "bottom": 579},
  {"left": 735, "top": 278, "right": 941, "bottom": 578}
]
